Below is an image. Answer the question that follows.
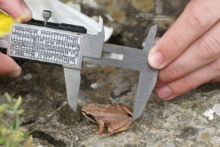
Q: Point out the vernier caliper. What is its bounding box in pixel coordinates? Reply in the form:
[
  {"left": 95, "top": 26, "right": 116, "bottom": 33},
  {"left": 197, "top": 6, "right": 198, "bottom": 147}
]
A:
[{"left": 0, "top": 10, "right": 157, "bottom": 120}]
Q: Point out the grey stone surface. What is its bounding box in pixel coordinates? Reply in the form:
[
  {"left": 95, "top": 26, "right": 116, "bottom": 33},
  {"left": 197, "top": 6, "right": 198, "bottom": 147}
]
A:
[{"left": 0, "top": 0, "right": 220, "bottom": 146}]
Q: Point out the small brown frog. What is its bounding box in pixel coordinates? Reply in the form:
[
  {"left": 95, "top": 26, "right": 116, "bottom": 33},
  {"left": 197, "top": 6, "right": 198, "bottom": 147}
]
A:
[{"left": 82, "top": 103, "right": 133, "bottom": 137}]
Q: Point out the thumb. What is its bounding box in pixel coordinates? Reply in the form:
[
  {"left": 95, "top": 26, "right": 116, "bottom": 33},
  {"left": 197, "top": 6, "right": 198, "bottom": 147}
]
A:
[{"left": 0, "top": 0, "right": 32, "bottom": 21}]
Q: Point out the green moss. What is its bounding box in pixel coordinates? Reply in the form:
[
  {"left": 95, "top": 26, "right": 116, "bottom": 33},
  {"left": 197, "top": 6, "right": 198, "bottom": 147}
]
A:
[{"left": 0, "top": 93, "right": 36, "bottom": 147}]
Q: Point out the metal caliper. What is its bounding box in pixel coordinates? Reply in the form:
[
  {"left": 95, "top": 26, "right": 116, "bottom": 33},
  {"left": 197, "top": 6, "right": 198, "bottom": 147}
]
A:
[{"left": 0, "top": 10, "right": 157, "bottom": 120}]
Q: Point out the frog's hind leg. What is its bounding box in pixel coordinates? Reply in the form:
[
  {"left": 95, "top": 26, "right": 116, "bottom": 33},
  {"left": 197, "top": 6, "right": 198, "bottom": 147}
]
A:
[
  {"left": 94, "top": 121, "right": 106, "bottom": 135},
  {"left": 105, "top": 117, "right": 132, "bottom": 137}
]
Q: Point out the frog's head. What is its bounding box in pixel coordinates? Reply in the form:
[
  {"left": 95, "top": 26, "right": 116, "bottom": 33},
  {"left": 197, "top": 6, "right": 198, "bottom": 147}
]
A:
[{"left": 81, "top": 103, "right": 96, "bottom": 122}]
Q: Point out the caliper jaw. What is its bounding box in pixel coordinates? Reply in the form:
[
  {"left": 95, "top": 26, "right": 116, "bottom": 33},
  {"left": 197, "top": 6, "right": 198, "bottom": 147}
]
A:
[
  {"left": 64, "top": 68, "right": 81, "bottom": 111},
  {"left": 132, "top": 25, "right": 158, "bottom": 120}
]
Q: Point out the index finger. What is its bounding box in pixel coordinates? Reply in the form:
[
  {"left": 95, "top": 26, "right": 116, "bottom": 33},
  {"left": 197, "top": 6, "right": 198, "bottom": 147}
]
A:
[{"left": 148, "top": 0, "right": 220, "bottom": 69}]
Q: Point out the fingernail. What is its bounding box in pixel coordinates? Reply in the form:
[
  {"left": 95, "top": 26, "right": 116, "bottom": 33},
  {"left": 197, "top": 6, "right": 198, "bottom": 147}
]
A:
[
  {"left": 21, "top": 8, "right": 32, "bottom": 21},
  {"left": 17, "top": 1, "right": 32, "bottom": 22},
  {"left": 149, "top": 50, "right": 165, "bottom": 69},
  {"left": 9, "top": 65, "right": 22, "bottom": 78},
  {"left": 157, "top": 85, "right": 172, "bottom": 99}
]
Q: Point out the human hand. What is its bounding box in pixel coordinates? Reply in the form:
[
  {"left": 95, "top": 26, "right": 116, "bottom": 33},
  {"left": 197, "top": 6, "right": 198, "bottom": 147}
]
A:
[
  {"left": 148, "top": 0, "right": 220, "bottom": 100},
  {"left": 0, "top": 0, "right": 31, "bottom": 77}
]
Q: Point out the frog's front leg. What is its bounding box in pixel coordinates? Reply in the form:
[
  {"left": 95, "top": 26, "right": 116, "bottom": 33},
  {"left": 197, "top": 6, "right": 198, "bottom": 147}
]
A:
[
  {"left": 95, "top": 120, "right": 106, "bottom": 135},
  {"left": 106, "top": 117, "right": 132, "bottom": 137}
]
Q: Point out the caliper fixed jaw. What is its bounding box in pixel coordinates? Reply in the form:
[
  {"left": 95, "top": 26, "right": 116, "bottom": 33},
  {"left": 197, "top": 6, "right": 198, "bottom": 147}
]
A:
[{"left": 132, "top": 25, "right": 158, "bottom": 120}]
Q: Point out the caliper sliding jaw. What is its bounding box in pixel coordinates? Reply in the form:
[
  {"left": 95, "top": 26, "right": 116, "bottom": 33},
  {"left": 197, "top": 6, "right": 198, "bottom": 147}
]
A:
[{"left": 0, "top": 11, "right": 157, "bottom": 120}]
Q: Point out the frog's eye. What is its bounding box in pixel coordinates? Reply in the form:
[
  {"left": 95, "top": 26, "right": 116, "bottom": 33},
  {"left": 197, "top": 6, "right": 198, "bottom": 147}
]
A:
[{"left": 82, "top": 111, "right": 96, "bottom": 122}]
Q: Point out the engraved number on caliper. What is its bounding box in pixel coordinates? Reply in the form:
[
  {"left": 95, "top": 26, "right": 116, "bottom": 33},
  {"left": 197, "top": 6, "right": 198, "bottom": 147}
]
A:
[{"left": 9, "top": 24, "right": 82, "bottom": 66}]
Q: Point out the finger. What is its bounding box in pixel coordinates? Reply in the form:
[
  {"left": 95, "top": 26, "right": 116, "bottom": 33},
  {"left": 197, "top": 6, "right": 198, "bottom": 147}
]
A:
[
  {"left": 159, "top": 20, "right": 220, "bottom": 83},
  {"left": 156, "top": 57, "right": 220, "bottom": 100},
  {"left": 148, "top": 0, "right": 220, "bottom": 69},
  {"left": 0, "top": 0, "right": 32, "bottom": 21},
  {"left": 0, "top": 53, "right": 22, "bottom": 77}
]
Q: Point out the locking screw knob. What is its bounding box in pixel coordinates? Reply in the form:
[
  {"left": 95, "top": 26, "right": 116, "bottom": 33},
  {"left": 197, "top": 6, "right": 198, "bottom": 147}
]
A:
[{"left": 42, "top": 10, "right": 52, "bottom": 26}]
